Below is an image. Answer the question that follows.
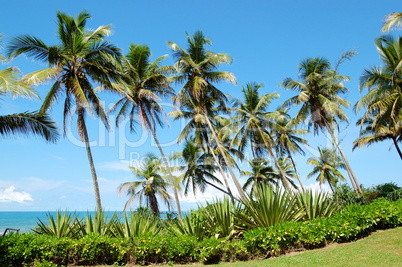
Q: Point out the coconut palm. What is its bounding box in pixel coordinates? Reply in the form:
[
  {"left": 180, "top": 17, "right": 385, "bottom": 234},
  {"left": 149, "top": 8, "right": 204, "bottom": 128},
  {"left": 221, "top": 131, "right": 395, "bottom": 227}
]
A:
[
  {"left": 170, "top": 93, "right": 237, "bottom": 202},
  {"left": 353, "top": 116, "right": 402, "bottom": 160},
  {"left": 272, "top": 156, "right": 297, "bottom": 189},
  {"left": 280, "top": 54, "right": 362, "bottom": 194},
  {"left": 168, "top": 31, "right": 245, "bottom": 198},
  {"left": 241, "top": 158, "right": 277, "bottom": 197},
  {"left": 272, "top": 108, "right": 308, "bottom": 189},
  {"left": 307, "top": 147, "right": 346, "bottom": 192},
  {"left": 0, "top": 35, "right": 58, "bottom": 142},
  {"left": 108, "top": 43, "right": 183, "bottom": 218},
  {"left": 382, "top": 12, "right": 402, "bottom": 32},
  {"left": 170, "top": 137, "right": 234, "bottom": 198},
  {"left": 228, "top": 82, "right": 292, "bottom": 189},
  {"left": 356, "top": 35, "right": 402, "bottom": 160},
  {"left": 118, "top": 153, "right": 172, "bottom": 215},
  {"left": 7, "top": 11, "right": 122, "bottom": 211}
]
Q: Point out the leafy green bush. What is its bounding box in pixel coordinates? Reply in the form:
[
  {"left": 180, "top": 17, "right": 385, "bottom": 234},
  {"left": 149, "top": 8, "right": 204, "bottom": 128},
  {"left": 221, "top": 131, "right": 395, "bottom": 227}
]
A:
[{"left": 1, "top": 198, "right": 401, "bottom": 266}]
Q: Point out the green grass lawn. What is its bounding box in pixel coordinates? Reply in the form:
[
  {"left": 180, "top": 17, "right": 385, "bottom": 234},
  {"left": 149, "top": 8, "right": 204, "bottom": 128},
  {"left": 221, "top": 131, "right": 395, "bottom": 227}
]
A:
[{"left": 177, "top": 227, "right": 402, "bottom": 267}]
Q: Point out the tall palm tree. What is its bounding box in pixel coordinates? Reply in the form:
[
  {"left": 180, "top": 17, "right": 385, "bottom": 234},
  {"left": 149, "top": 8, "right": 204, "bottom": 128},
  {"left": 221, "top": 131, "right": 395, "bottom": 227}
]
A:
[
  {"left": 8, "top": 11, "right": 122, "bottom": 211},
  {"left": 272, "top": 108, "right": 308, "bottom": 190},
  {"left": 241, "top": 158, "right": 277, "bottom": 197},
  {"left": 0, "top": 36, "right": 58, "bottom": 142},
  {"left": 356, "top": 35, "right": 402, "bottom": 160},
  {"left": 307, "top": 147, "right": 346, "bottom": 192},
  {"left": 168, "top": 31, "right": 245, "bottom": 199},
  {"left": 119, "top": 153, "right": 172, "bottom": 215},
  {"left": 280, "top": 55, "right": 362, "bottom": 194},
  {"left": 382, "top": 12, "right": 402, "bottom": 32},
  {"left": 169, "top": 91, "right": 237, "bottom": 202},
  {"left": 108, "top": 44, "right": 183, "bottom": 218},
  {"left": 170, "top": 137, "right": 234, "bottom": 198},
  {"left": 228, "top": 82, "right": 292, "bottom": 189}
]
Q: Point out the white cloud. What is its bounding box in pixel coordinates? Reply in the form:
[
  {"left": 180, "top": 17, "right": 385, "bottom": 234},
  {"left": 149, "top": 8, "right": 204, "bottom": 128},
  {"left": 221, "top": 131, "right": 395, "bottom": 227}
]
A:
[
  {"left": 22, "top": 177, "right": 67, "bottom": 191},
  {"left": 59, "top": 195, "right": 67, "bottom": 200},
  {"left": 0, "top": 186, "right": 33, "bottom": 203},
  {"left": 97, "top": 160, "right": 131, "bottom": 172}
]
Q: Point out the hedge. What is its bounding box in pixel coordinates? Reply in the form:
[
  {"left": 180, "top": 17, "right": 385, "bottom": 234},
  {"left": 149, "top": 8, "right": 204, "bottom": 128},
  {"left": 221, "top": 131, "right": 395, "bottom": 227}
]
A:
[{"left": 0, "top": 198, "right": 401, "bottom": 266}]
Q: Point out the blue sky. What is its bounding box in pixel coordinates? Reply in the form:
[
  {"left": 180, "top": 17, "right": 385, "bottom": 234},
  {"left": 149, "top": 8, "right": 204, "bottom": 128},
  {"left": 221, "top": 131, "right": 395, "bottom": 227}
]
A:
[{"left": 0, "top": 1, "right": 400, "bottom": 211}]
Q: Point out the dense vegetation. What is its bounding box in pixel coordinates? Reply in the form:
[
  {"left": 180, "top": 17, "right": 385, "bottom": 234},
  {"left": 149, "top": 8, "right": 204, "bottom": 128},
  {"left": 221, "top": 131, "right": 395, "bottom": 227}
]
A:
[
  {"left": 1, "top": 9, "right": 402, "bottom": 267},
  {"left": 0, "top": 197, "right": 401, "bottom": 266},
  {"left": 1, "top": 11, "right": 401, "bottom": 217}
]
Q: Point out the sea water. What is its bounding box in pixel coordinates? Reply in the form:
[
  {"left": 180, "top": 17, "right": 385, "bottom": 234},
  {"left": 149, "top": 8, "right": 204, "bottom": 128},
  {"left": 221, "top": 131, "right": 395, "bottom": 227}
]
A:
[{"left": 0, "top": 211, "right": 171, "bottom": 234}]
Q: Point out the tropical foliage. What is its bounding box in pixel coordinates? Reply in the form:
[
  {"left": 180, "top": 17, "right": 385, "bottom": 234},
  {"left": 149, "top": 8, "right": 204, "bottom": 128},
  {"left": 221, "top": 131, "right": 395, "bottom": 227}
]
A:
[
  {"left": 118, "top": 153, "right": 172, "bottom": 215},
  {"left": 7, "top": 10, "right": 123, "bottom": 211},
  {"left": 0, "top": 35, "right": 58, "bottom": 142}
]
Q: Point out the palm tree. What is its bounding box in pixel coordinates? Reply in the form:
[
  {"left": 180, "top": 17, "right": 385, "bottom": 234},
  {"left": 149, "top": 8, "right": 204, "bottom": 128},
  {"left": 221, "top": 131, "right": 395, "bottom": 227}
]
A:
[
  {"left": 108, "top": 43, "right": 183, "bottom": 218},
  {"left": 382, "top": 12, "right": 402, "bottom": 32},
  {"left": 272, "top": 156, "right": 297, "bottom": 189},
  {"left": 170, "top": 137, "right": 235, "bottom": 198},
  {"left": 8, "top": 11, "right": 122, "bottom": 211},
  {"left": 307, "top": 147, "right": 346, "bottom": 192},
  {"left": 169, "top": 92, "right": 237, "bottom": 202},
  {"left": 0, "top": 36, "right": 58, "bottom": 142},
  {"left": 119, "top": 153, "right": 172, "bottom": 215},
  {"left": 168, "top": 31, "right": 245, "bottom": 199},
  {"left": 356, "top": 36, "right": 402, "bottom": 160},
  {"left": 280, "top": 54, "right": 362, "bottom": 194},
  {"left": 272, "top": 108, "right": 308, "bottom": 190},
  {"left": 228, "top": 82, "right": 292, "bottom": 189},
  {"left": 241, "top": 158, "right": 277, "bottom": 197},
  {"left": 353, "top": 116, "right": 402, "bottom": 160}
]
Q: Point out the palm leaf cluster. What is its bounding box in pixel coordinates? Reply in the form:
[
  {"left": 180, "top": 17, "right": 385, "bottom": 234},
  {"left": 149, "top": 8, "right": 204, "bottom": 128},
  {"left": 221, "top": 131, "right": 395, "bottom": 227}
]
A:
[{"left": 4, "top": 10, "right": 402, "bottom": 218}]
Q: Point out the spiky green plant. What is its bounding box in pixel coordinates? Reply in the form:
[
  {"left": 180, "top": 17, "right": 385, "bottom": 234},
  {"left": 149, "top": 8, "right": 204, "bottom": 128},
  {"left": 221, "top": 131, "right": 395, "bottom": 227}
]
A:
[
  {"left": 34, "top": 211, "right": 80, "bottom": 238},
  {"left": 295, "top": 189, "right": 340, "bottom": 221},
  {"left": 111, "top": 211, "right": 161, "bottom": 240},
  {"left": 203, "top": 197, "right": 238, "bottom": 239},
  {"left": 235, "top": 185, "right": 303, "bottom": 231},
  {"left": 77, "top": 210, "right": 116, "bottom": 237},
  {"left": 168, "top": 211, "right": 211, "bottom": 241}
]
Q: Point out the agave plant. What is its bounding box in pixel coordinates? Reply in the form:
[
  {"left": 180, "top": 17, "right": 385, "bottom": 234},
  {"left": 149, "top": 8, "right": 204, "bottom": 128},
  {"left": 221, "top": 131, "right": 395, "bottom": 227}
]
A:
[
  {"left": 77, "top": 210, "right": 117, "bottom": 237},
  {"left": 295, "top": 189, "right": 340, "bottom": 221},
  {"left": 235, "top": 185, "right": 303, "bottom": 231},
  {"left": 34, "top": 210, "right": 81, "bottom": 238},
  {"left": 168, "top": 211, "right": 211, "bottom": 241},
  {"left": 203, "top": 197, "right": 239, "bottom": 239},
  {"left": 111, "top": 210, "right": 161, "bottom": 240}
]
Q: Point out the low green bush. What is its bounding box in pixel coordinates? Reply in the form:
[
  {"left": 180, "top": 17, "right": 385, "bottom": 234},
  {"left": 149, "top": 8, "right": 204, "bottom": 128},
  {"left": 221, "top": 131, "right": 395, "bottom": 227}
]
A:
[{"left": 0, "top": 199, "right": 401, "bottom": 266}]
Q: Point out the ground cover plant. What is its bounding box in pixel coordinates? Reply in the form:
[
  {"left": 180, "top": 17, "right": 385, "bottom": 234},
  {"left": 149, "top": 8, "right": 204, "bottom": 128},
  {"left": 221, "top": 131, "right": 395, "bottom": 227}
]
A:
[{"left": 0, "top": 197, "right": 401, "bottom": 266}]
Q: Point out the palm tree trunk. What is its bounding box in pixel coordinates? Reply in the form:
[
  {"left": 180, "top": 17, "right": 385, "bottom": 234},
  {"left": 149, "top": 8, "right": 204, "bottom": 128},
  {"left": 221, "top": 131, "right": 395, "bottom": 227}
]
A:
[
  {"left": 287, "top": 148, "right": 304, "bottom": 191},
  {"left": 256, "top": 125, "right": 291, "bottom": 190},
  {"left": 326, "top": 125, "right": 362, "bottom": 195},
  {"left": 204, "top": 114, "right": 246, "bottom": 199},
  {"left": 79, "top": 111, "right": 102, "bottom": 212},
  {"left": 205, "top": 141, "right": 235, "bottom": 204},
  {"left": 203, "top": 180, "right": 240, "bottom": 202},
  {"left": 144, "top": 115, "right": 182, "bottom": 219},
  {"left": 392, "top": 138, "right": 402, "bottom": 160}
]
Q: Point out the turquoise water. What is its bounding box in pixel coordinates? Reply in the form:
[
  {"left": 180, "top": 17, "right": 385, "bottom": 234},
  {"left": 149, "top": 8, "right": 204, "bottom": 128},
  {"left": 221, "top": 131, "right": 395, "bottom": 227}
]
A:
[{"left": 0, "top": 211, "right": 172, "bottom": 234}]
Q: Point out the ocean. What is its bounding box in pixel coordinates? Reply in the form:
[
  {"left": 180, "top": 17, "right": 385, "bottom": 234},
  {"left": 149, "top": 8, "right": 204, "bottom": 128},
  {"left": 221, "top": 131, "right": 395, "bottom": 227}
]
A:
[{"left": 0, "top": 211, "right": 172, "bottom": 234}]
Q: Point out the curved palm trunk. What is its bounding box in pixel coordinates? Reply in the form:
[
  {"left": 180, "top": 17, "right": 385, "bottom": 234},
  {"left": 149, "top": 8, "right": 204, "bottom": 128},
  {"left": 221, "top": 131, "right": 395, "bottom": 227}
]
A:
[
  {"left": 205, "top": 141, "right": 235, "bottom": 204},
  {"left": 203, "top": 180, "right": 240, "bottom": 202},
  {"left": 257, "top": 125, "right": 291, "bottom": 190},
  {"left": 204, "top": 114, "right": 246, "bottom": 199},
  {"left": 79, "top": 111, "right": 102, "bottom": 212},
  {"left": 326, "top": 125, "right": 362, "bottom": 195},
  {"left": 392, "top": 137, "right": 402, "bottom": 160},
  {"left": 144, "top": 115, "right": 182, "bottom": 220},
  {"left": 287, "top": 148, "right": 304, "bottom": 191}
]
